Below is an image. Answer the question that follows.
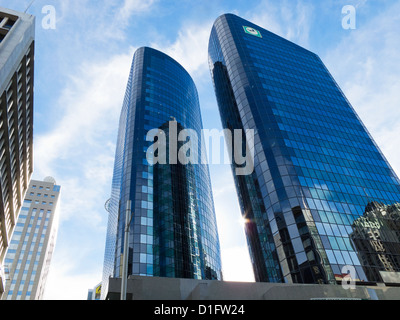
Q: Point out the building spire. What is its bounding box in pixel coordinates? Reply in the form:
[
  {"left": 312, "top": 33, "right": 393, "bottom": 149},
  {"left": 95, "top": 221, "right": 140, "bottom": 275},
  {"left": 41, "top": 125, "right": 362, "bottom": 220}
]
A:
[{"left": 24, "top": 0, "right": 35, "bottom": 13}]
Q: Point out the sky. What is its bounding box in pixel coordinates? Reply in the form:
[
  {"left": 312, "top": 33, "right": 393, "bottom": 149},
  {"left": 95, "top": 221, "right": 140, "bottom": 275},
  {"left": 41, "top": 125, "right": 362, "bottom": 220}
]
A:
[{"left": 0, "top": 0, "right": 399, "bottom": 300}]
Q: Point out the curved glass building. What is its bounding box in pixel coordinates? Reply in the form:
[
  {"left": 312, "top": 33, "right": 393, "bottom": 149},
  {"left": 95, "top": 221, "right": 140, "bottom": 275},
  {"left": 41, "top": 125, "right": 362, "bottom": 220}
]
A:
[
  {"left": 102, "top": 47, "right": 222, "bottom": 298},
  {"left": 208, "top": 14, "right": 400, "bottom": 285}
]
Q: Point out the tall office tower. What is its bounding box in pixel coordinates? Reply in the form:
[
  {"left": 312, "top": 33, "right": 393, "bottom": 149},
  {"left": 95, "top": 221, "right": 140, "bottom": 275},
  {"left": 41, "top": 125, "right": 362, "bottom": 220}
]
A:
[
  {"left": 208, "top": 14, "right": 400, "bottom": 285},
  {"left": 0, "top": 7, "right": 35, "bottom": 298},
  {"left": 1, "top": 178, "right": 60, "bottom": 300},
  {"left": 350, "top": 202, "right": 400, "bottom": 284},
  {"left": 102, "top": 47, "right": 222, "bottom": 299}
]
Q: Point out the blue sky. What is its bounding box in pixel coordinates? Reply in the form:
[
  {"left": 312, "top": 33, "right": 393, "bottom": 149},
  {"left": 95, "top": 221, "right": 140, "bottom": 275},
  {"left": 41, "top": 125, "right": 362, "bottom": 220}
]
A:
[{"left": 1, "top": 0, "right": 399, "bottom": 300}]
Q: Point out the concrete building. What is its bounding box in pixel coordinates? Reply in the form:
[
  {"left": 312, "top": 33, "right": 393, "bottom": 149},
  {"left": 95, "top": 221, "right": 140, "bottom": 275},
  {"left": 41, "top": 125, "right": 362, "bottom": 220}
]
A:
[
  {"left": 105, "top": 275, "right": 400, "bottom": 300},
  {"left": 0, "top": 7, "right": 35, "bottom": 298},
  {"left": 87, "top": 282, "right": 102, "bottom": 300},
  {"left": 1, "top": 178, "right": 61, "bottom": 300}
]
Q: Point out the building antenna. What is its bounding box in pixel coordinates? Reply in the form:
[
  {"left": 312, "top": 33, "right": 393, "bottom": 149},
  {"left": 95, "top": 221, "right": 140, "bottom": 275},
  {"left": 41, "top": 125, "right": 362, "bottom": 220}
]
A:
[
  {"left": 363, "top": 188, "right": 371, "bottom": 203},
  {"left": 24, "top": 0, "right": 36, "bottom": 13}
]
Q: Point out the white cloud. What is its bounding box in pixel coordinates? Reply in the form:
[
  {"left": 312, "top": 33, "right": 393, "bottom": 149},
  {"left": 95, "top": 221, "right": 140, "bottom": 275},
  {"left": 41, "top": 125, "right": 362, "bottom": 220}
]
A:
[
  {"left": 34, "top": 48, "right": 134, "bottom": 178},
  {"left": 118, "top": 0, "right": 157, "bottom": 23},
  {"left": 107, "top": 0, "right": 158, "bottom": 41},
  {"left": 249, "top": 0, "right": 314, "bottom": 48},
  {"left": 53, "top": 0, "right": 157, "bottom": 43},
  {"left": 150, "top": 20, "right": 214, "bottom": 80},
  {"left": 43, "top": 249, "right": 103, "bottom": 300}
]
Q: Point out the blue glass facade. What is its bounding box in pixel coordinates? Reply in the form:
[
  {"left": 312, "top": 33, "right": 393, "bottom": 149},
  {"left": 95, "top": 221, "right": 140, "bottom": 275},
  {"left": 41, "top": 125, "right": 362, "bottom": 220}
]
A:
[
  {"left": 102, "top": 47, "right": 222, "bottom": 298},
  {"left": 208, "top": 14, "right": 400, "bottom": 284}
]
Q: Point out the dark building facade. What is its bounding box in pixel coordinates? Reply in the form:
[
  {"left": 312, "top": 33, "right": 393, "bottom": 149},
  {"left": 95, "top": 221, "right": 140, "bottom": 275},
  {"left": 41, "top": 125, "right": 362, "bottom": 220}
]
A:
[
  {"left": 102, "top": 47, "right": 222, "bottom": 299},
  {"left": 208, "top": 14, "right": 400, "bottom": 285},
  {"left": 0, "top": 7, "right": 35, "bottom": 298},
  {"left": 350, "top": 202, "right": 400, "bottom": 284}
]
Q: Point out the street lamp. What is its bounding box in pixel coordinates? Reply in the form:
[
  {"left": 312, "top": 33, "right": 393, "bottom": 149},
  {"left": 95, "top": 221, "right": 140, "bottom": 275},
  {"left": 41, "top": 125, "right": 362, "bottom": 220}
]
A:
[{"left": 121, "top": 200, "right": 133, "bottom": 300}]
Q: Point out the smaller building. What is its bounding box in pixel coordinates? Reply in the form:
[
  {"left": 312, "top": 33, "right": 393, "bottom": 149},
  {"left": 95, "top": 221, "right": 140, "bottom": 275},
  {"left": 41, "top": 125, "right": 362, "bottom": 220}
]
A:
[
  {"left": 350, "top": 202, "right": 400, "bottom": 285},
  {"left": 1, "top": 177, "right": 61, "bottom": 300},
  {"left": 87, "top": 282, "right": 102, "bottom": 300}
]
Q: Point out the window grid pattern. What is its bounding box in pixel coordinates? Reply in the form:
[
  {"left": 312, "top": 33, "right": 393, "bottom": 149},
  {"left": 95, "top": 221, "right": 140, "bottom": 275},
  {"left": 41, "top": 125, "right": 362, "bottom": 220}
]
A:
[{"left": 0, "top": 41, "right": 34, "bottom": 265}]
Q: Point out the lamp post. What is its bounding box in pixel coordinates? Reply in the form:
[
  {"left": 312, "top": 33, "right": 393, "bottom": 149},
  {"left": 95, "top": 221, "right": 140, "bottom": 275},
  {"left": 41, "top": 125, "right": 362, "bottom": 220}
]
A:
[{"left": 121, "top": 200, "right": 133, "bottom": 300}]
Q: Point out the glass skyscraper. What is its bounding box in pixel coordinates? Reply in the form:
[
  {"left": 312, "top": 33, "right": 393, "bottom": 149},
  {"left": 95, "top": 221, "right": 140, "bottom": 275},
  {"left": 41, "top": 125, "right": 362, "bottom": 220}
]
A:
[
  {"left": 208, "top": 14, "right": 400, "bottom": 285},
  {"left": 102, "top": 47, "right": 222, "bottom": 299}
]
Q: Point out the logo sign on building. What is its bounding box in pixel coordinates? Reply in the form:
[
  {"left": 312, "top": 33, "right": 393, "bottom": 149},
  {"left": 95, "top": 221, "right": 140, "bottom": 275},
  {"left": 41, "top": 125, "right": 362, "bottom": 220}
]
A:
[{"left": 243, "top": 26, "right": 262, "bottom": 38}]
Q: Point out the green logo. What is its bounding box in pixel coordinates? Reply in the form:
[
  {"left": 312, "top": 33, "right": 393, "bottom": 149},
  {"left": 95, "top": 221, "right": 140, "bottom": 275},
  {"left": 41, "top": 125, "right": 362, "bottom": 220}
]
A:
[{"left": 243, "top": 26, "right": 262, "bottom": 38}]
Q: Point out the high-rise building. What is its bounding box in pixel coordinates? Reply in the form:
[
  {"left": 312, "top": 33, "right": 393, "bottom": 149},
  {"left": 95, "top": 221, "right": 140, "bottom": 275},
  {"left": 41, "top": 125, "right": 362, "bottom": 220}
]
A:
[
  {"left": 1, "top": 178, "right": 60, "bottom": 300},
  {"left": 208, "top": 14, "right": 400, "bottom": 285},
  {"left": 102, "top": 47, "right": 222, "bottom": 299},
  {"left": 0, "top": 7, "right": 35, "bottom": 298}
]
